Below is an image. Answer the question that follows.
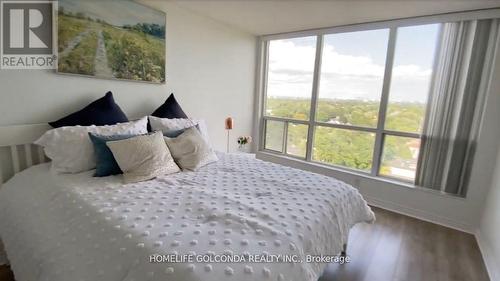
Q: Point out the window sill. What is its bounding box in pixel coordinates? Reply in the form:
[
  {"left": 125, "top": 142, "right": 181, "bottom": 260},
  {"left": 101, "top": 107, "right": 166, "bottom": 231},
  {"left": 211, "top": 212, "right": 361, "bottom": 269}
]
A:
[{"left": 256, "top": 150, "right": 467, "bottom": 200}]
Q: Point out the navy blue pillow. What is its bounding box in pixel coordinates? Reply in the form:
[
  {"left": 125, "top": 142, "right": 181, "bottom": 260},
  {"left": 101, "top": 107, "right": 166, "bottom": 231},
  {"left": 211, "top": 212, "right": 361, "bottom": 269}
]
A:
[
  {"left": 151, "top": 93, "right": 188, "bottom": 119},
  {"left": 49, "top": 91, "right": 128, "bottom": 128},
  {"left": 88, "top": 133, "right": 138, "bottom": 177}
]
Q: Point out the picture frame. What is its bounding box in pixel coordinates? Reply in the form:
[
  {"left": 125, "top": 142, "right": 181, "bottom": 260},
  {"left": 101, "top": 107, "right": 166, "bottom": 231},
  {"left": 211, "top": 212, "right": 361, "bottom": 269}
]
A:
[{"left": 56, "top": 0, "right": 166, "bottom": 84}]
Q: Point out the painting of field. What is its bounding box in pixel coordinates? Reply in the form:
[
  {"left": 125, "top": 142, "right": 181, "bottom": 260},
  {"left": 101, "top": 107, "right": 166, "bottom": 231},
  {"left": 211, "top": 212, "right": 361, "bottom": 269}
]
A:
[{"left": 57, "top": 0, "right": 165, "bottom": 83}]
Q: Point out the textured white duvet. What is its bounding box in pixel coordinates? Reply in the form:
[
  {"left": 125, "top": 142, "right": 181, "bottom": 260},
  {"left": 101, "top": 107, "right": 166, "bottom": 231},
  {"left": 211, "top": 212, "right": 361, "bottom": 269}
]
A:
[{"left": 0, "top": 153, "right": 374, "bottom": 281}]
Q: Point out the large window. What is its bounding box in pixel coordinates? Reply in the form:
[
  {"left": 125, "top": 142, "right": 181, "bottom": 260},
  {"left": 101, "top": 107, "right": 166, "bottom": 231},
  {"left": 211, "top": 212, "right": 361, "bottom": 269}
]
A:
[{"left": 262, "top": 24, "right": 441, "bottom": 183}]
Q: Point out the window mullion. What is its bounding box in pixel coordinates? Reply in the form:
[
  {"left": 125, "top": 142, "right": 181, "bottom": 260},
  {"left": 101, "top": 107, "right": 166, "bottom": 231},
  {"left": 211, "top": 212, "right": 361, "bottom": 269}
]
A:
[
  {"left": 282, "top": 121, "right": 289, "bottom": 154},
  {"left": 259, "top": 40, "right": 270, "bottom": 152},
  {"left": 305, "top": 35, "right": 324, "bottom": 161},
  {"left": 371, "top": 28, "right": 398, "bottom": 176}
]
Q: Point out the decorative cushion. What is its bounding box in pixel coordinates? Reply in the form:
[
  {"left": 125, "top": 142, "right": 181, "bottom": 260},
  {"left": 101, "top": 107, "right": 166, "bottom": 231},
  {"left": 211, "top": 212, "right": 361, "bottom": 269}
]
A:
[
  {"left": 164, "top": 127, "right": 218, "bottom": 171},
  {"left": 151, "top": 93, "right": 188, "bottom": 119},
  {"left": 148, "top": 116, "right": 210, "bottom": 142},
  {"left": 107, "top": 132, "right": 180, "bottom": 183},
  {"left": 161, "top": 124, "right": 200, "bottom": 138},
  {"left": 35, "top": 117, "right": 148, "bottom": 174},
  {"left": 88, "top": 133, "right": 140, "bottom": 177},
  {"left": 49, "top": 91, "right": 128, "bottom": 128}
]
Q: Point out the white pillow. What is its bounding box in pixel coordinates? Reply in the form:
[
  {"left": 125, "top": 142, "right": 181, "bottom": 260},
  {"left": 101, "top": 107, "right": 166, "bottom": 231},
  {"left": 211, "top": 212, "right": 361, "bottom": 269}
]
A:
[
  {"left": 107, "top": 132, "right": 180, "bottom": 183},
  {"left": 164, "top": 127, "right": 218, "bottom": 171},
  {"left": 148, "top": 116, "right": 210, "bottom": 142},
  {"left": 35, "top": 117, "right": 148, "bottom": 174}
]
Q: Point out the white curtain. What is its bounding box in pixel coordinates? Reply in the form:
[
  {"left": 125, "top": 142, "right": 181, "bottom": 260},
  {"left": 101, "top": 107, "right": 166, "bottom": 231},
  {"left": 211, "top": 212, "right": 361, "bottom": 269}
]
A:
[{"left": 416, "top": 19, "right": 499, "bottom": 196}]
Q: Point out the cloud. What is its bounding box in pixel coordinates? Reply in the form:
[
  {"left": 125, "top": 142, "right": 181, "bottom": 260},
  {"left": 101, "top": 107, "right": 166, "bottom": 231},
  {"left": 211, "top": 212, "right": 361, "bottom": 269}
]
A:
[
  {"left": 268, "top": 40, "right": 316, "bottom": 73},
  {"left": 321, "top": 44, "right": 385, "bottom": 78},
  {"left": 267, "top": 39, "right": 433, "bottom": 103},
  {"left": 392, "top": 65, "right": 432, "bottom": 78}
]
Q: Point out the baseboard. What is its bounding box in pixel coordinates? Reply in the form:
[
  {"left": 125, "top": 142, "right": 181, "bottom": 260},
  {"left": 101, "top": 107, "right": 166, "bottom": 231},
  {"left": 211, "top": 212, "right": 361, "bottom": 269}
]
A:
[
  {"left": 476, "top": 229, "right": 500, "bottom": 281},
  {"left": 365, "top": 195, "right": 474, "bottom": 234}
]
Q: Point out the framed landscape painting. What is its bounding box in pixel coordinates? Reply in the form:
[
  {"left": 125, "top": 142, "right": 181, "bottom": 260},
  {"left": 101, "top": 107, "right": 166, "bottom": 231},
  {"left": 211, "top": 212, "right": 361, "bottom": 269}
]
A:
[{"left": 57, "top": 0, "right": 165, "bottom": 83}]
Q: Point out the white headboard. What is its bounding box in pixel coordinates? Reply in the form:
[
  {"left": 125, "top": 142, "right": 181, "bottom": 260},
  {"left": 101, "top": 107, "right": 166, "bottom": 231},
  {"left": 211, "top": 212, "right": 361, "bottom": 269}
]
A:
[{"left": 0, "top": 124, "right": 51, "bottom": 188}]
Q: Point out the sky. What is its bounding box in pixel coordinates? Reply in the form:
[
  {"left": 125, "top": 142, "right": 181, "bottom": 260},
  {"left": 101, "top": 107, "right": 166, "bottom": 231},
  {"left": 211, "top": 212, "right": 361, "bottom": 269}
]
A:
[
  {"left": 59, "top": 0, "right": 165, "bottom": 27},
  {"left": 267, "top": 24, "right": 440, "bottom": 103}
]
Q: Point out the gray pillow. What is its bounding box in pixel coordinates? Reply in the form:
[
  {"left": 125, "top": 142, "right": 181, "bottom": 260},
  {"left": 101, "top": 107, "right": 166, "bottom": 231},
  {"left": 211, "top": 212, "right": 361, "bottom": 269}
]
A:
[
  {"left": 107, "top": 131, "right": 180, "bottom": 183},
  {"left": 164, "top": 127, "right": 218, "bottom": 171}
]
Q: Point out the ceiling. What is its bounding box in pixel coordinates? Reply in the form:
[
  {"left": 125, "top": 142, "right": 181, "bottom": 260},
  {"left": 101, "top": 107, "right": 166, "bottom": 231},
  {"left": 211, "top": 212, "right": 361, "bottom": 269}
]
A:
[{"left": 160, "top": 0, "right": 500, "bottom": 35}]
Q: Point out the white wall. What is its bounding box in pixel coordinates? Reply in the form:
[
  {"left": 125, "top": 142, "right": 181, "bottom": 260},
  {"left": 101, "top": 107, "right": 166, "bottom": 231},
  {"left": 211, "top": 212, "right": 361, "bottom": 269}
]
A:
[
  {"left": 477, "top": 42, "right": 500, "bottom": 280},
  {"left": 478, "top": 147, "right": 500, "bottom": 281},
  {"left": 0, "top": 1, "right": 257, "bottom": 152}
]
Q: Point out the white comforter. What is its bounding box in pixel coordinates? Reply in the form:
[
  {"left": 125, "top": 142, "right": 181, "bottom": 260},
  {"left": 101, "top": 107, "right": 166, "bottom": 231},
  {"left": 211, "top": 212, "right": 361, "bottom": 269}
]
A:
[{"left": 0, "top": 153, "right": 374, "bottom": 281}]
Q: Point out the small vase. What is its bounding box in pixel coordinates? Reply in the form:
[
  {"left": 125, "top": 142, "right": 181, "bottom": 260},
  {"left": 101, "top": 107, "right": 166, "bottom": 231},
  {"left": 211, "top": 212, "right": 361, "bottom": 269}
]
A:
[{"left": 238, "top": 144, "right": 249, "bottom": 153}]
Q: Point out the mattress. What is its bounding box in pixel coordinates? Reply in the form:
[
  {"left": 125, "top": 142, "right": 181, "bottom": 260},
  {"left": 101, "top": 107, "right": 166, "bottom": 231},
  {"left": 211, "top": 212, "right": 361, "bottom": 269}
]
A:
[{"left": 0, "top": 153, "right": 375, "bottom": 281}]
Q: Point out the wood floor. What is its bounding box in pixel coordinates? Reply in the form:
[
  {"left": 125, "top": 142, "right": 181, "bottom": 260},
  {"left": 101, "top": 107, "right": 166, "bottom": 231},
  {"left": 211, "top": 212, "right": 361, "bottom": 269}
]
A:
[
  {"left": 0, "top": 207, "right": 489, "bottom": 281},
  {"left": 320, "top": 207, "right": 489, "bottom": 281}
]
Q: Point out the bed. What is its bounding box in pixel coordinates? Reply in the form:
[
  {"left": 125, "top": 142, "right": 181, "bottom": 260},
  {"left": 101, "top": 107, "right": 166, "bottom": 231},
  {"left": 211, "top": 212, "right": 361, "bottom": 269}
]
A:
[{"left": 0, "top": 124, "right": 375, "bottom": 281}]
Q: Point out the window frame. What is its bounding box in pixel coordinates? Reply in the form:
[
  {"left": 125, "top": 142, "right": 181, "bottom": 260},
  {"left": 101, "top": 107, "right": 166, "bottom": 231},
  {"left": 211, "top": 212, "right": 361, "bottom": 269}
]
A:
[{"left": 258, "top": 23, "right": 439, "bottom": 183}]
